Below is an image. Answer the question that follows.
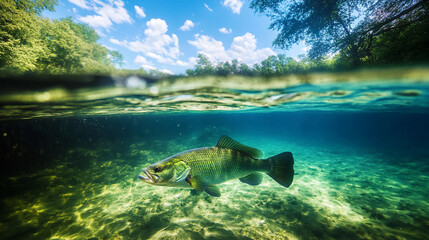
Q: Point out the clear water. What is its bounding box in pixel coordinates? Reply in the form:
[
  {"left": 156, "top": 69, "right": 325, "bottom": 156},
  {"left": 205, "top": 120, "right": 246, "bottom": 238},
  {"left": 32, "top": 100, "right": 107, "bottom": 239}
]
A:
[{"left": 1, "top": 67, "right": 429, "bottom": 239}]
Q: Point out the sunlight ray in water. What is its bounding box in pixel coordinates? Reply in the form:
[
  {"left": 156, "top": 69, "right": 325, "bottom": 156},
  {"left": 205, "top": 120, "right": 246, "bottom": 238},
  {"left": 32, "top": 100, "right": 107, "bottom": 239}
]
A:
[{"left": 1, "top": 135, "right": 428, "bottom": 239}]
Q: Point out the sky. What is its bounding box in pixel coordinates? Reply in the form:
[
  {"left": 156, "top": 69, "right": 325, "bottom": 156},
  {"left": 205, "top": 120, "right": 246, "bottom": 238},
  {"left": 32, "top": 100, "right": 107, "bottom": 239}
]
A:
[{"left": 43, "top": 0, "right": 309, "bottom": 74}]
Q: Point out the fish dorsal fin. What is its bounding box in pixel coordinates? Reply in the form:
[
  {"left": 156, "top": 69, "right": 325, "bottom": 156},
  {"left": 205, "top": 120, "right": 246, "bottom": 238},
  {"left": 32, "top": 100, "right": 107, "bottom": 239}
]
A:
[{"left": 216, "top": 135, "right": 262, "bottom": 158}]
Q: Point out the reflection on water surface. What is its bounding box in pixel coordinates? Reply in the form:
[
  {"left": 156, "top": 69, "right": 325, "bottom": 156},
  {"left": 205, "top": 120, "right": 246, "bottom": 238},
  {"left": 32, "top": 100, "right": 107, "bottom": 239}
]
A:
[{"left": 1, "top": 67, "right": 428, "bottom": 120}]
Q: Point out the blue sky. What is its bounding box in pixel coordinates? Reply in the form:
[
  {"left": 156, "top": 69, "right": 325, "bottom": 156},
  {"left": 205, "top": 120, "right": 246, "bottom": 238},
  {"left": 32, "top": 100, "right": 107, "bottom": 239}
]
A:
[{"left": 43, "top": 0, "right": 308, "bottom": 74}]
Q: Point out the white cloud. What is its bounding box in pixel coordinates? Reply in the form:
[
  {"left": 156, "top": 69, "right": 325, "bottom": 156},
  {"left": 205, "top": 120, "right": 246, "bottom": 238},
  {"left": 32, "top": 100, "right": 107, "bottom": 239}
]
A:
[
  {"left": 227, "top": 33, "right": 276, "bottom": 63},
  {"left": 188, "top": 33, "right": 276, "bottom": 65},
  {"left": 135, "top": 5, "right": 146, "bottom": 18},
  {"left": 77, "top": 0, "right": 132, "bottom": 30},
  {"left": 111, "top": 18, "right": 186, "bottom": 67},
  {"left": 103, "top": 44, "right": 115, "bottom": 51},
  {"left": 180, "top": 20, "right": 194, "bottom": 31},
  {"left": 97, "top": 0, "right": 131, "bottom": 24},
  {"left": 111, "top": 18, "right": 180, "bottom": 59},
  {"left": 144, "top": 52, "right": 197, "bottom": 67},
  {"left": 219, "top": 27, "right": 232, "bottom": 34},
  {"left": 146, "top": 52, "right": 172, "bottom": 64},
  {"left": 110, "top": 18, "right": 200, "bottom": 70},
  {"left": 109, "top": 39, "right": 121, "bottom": 45},
  {"left": 134, "top": 55, "right": 156, "bottom": 70},
  {"left": 175, "top": 60, "right": 189, "bottom": 67},
  {"left": 144, "top": 18, "right": 168, "bottom": 36},
  {"left": 302, "top": 46, "right": 311, "bottom": 52},
  {"left": 79, "top": 14, "right": 112, "bottom": 28},
  {"left": 174, "top": 57, "right": 198, "bottom": 67},
  {"left": 188, "top": 34, "right": 228, "bottom": 62},
  {"left": 222, "top": 0, "right": 243, "bottom": 14},
  {"left": 204, "top": 3, "right": 213, "bottom": 12},
  {"left": 134, "top": 55, "right": 150, "bottom": 65},
  {"left": 69, "top": 0, "right": 91, "bottom": 10},
  {"left": 160, "top": 69, "right": 173, "bottom": 75},
  {"left": 300, "top": 41, "right": 311, "bottom": 52},
  {"left": 134, "top": 55, "right": 174, "bottom": 74}
]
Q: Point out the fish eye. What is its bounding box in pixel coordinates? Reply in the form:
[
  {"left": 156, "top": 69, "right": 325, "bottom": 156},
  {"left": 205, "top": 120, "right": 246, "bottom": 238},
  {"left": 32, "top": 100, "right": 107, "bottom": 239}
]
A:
[{"left": 154, "top": 166, "right": 161, "bottom": 172}]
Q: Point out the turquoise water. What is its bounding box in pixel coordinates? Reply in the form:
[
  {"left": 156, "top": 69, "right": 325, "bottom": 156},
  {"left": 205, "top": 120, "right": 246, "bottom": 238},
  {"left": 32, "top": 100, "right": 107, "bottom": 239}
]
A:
[{"left": 1, "top": 68, "right": 429, "bottom": 239}]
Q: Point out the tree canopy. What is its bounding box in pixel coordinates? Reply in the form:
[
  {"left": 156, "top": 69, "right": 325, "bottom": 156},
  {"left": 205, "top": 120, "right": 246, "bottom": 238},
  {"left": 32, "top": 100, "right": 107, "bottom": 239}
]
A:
[
  {"left": 14, "top": 0, "right": 58, "bottom": 14},
  {"left": 250, "top": 0, "right": 429, "bottom": 67},
  {"left": 0, "top": 0, "right": 126, "bottom": 75}
]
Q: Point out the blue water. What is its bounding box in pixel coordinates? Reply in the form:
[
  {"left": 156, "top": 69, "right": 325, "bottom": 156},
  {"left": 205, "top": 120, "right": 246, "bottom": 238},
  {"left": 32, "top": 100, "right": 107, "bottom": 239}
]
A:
[{"left": 1, "top": 69, "right": 429, "bottom": 239}]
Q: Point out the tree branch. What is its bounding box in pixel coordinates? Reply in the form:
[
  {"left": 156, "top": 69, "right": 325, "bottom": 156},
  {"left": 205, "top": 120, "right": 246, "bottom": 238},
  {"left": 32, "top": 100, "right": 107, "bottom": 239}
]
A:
[
  {"left": 364, "top": 0, "right": 426, "bottom": 36},
  {"left": 372, "top": 15, "right": 426, "bottom": 37}
]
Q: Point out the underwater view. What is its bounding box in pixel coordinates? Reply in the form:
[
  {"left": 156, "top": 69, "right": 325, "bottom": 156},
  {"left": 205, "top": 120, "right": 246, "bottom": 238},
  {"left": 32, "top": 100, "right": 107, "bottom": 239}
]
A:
[
  {"left": 2, "top": 0, "right": 429, "bottom": 239},
  {"left": 1, "top": 68, "right": 429, "bottom": 239}
]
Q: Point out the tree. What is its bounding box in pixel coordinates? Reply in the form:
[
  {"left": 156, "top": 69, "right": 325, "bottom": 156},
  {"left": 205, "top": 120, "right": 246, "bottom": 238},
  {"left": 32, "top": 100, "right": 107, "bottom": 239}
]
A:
[
  {"left": 1, "top": 0, "right": 124, "bottom": 75},
  {"left": 216, "top": 61, "right": 232, "bottom": 76},
  {"left": 358, "top": 1, "right": 429, "bottom": 65},
  {"left": 0, "top": 0, "right": 48, "bottom": 71},
  {"left": 1, "top": 1, "right": 120, "bottom": 75},
  {"left": 186, "top": 54, "right": 216, "bottom": 76},
  {"left": 238, "top": 63, "right": 253, "bottom": 76},
  {"left": 14, "top": 0, "right": 57, "bottom": 14},
  {"left": 250, "top": 0, "right": 429, "bottom": 66},
  {"left": 186, "top": 54, "right": 258, "bottom": 76},
  {"left": 37, "top": 18, "right": 115, "bottom": 73},
  {"left": 109, "top": 50, "right": 124, "bottom": 67}
]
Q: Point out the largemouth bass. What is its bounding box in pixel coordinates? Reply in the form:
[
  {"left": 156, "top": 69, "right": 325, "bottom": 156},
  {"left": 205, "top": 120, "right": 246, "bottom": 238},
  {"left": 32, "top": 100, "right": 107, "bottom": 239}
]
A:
[{"left": 138, "top": 135, "right": 294, "bottom": 197}]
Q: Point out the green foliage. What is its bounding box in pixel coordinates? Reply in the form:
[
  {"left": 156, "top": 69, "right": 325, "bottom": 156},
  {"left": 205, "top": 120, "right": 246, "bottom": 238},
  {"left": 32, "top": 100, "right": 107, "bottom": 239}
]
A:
[
  {"left": 37, "top": 17, "right": 115, "bottom": 74},
  {"left": 250, "top": 0, "right": 429, "bottom": 67},
  {"left": 109, "top": 51, "right": 125, "bottom": 68},
  {"left": 250, "top": 0, "right": 368, "bottom": 62},
  {"left": 0, "top": 0, "right": 120, "bottom": 75},
  {"left": 114, "top": 68, "right": 148, "bottom": 76},
  {"left": 186, "top": 54, "right": 216, "bottom": 76},
  {"left": 185, "top": 54, "right": 337, "bottom": 77},
  {"left": 114, "top": 68, "right": 172, "bottom": 78},
  {"left": 14, "top": 0, "right": 57, "bottom": 14},
  {"left": 2, "top": 0, "right": 427, "bottom": 78},
  {"left": 362, "top": 3, "right": 429, "bottom": 65},
  {"left": 0, "top": 0, "right": 46, "bottom": 72}
]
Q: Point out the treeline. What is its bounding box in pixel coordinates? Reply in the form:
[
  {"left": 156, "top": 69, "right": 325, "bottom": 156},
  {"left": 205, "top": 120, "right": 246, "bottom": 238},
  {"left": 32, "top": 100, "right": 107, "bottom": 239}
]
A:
[{"left": 186, "top": 54, "right": 339, "bottom": 77}]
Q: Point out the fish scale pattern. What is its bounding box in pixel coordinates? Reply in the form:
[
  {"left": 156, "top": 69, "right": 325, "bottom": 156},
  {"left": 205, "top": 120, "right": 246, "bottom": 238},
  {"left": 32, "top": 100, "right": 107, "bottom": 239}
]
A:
[{"left": 178, "top": 147, "right": 265, "bottom": 185}]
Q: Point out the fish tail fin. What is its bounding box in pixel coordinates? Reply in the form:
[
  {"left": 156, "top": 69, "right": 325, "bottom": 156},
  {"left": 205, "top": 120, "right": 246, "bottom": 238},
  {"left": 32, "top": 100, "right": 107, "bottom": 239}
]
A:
[{"left": 266, "top": 152, "right": 294, "bottom": 188}]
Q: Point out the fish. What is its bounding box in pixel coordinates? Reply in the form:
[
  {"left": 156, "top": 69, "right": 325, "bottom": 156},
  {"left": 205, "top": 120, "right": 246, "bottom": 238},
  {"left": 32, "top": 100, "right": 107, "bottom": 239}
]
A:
[{"left": 138, "top": 135, "right": 294, "bottom": 197}]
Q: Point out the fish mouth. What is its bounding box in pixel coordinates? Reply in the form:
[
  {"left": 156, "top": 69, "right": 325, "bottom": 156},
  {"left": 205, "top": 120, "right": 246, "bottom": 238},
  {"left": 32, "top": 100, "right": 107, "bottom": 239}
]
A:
[{"left": 138, "top": 169, "right": 159, "bottom": 183}]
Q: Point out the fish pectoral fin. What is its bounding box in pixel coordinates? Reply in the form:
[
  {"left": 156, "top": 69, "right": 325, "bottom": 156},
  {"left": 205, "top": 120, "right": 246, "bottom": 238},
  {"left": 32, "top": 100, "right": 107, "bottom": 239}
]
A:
[
  {"left": 239, "top": 173, "right": 263, "bottom": 185},
  {"left": 187, "top": 177, "right": 220, "bottom": 197},
  {"left": 187, "top": 176, "right": 206, "bottom": 192},
  {"left": 205, "top": 185, "right": 221, "bottom": 197}
]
